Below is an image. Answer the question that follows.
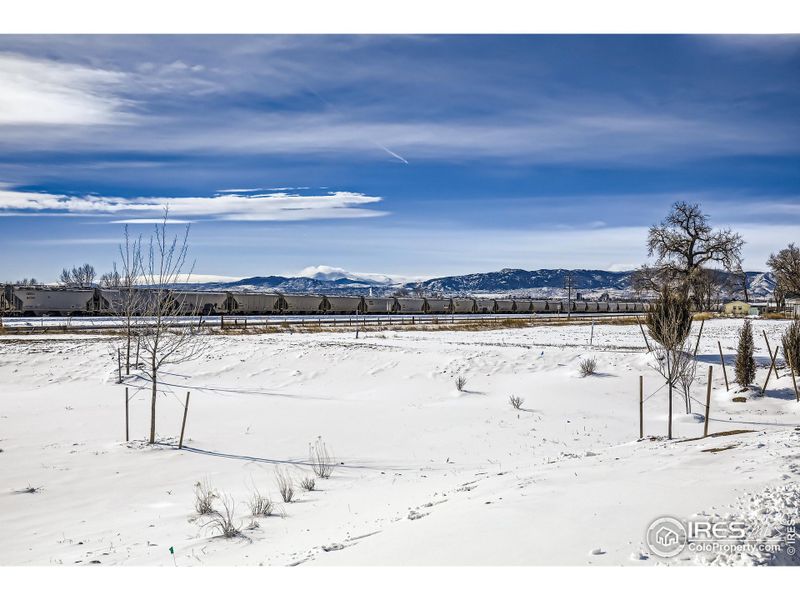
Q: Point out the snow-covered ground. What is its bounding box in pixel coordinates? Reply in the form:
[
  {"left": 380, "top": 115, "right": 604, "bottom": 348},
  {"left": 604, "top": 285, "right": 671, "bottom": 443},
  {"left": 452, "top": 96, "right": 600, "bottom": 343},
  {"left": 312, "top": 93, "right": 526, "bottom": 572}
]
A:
[{"left": 0, "top": 318, "right": 798, "bottom": 566}]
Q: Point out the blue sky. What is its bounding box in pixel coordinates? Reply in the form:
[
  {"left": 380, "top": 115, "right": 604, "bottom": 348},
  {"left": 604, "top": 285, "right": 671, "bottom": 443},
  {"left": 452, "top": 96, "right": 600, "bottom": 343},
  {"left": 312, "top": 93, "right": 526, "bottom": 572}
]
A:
[{"left": 0, "top": 35, "right": 798, "bottom": 282}]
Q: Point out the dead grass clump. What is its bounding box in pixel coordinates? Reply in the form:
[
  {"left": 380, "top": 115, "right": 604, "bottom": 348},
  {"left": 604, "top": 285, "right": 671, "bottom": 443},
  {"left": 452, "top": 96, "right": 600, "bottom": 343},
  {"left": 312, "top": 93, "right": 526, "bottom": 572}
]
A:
[
  {"left": 194, "top": 478, "right": 217, "bottom": 515},
  {"left": 299, "top": 475, "right": 316, "bottom": 492},
  {"left": 455, "top": 375, "right": 467, "bottom": 392},
  {"left": 204, "top": 493, "right": 241, "bottom": 538},
  {"left": 761, "top": 312, "right": 787, "bottom": 320},
  {"left": 692, "top": 312, "right": 715, "bottom": 321},
  {"left": 309, "top": 436, "right": 336, "bottom": 479},
  {"left": 509, "top": 395, "right": 524, "bottom": 410},
  {"left": 579, "top": 357, "right": 597, "bottom": 377},
  {"left": 248, "top": 489, "right": 274, "bottom": 517},
  {"left": 275, "top": 467, "right": 295, "bottom": 502}
]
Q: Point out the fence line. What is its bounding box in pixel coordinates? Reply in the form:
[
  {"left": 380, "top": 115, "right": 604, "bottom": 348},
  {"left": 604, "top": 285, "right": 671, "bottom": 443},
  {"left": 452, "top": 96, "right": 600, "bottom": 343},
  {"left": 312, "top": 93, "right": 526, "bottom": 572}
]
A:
[{"left": 2, "top": 312, "right": 645, "bottom": 333}]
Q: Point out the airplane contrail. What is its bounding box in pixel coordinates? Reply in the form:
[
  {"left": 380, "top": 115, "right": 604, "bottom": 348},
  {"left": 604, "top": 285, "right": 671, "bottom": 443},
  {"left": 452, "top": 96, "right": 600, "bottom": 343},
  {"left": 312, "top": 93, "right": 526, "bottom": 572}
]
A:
[
  {"left": 377, "top": 144, "right": 410, "bottom": 165},
  {"left": 304, "top": 86, "right": 409, "bottom": 165}
]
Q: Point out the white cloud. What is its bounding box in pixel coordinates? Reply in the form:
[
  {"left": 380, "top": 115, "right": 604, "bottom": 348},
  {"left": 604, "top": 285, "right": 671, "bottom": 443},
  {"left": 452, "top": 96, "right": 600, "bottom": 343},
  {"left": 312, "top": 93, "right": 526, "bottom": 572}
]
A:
[
  {"left": 0, "top": 185, "right": 386, "bottom": 222},
  {"left": 0, "top": 52, "right": 131, "bottom": 126},
  {"left": 294, "top": 265, "right": 422, "bottom": 284}
]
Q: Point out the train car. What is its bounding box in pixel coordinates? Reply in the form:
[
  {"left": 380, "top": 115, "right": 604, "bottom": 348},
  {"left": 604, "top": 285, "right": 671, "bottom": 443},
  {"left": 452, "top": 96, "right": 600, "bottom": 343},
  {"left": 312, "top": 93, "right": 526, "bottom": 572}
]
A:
[
  {"left": 227, "top": 292, "right": 284, "bottom": 314},
  {"left": 572, "top": 301, "right": 589, "bottom": 313},
  {"left": 11, "top": 287, "right": 101, "bottom": 316},
  {"left": 451, "top": 298, "right": 476, "bottom": 314},
  {"left": 393, "top": 297, "right": 426, "bottom": 314},
  {"left": 323, "top": 295, "right": 366, "bottom": 314},
  {"left": 281, "top": 294, "right": 326, "bottom": 314},
  {"left": 596, "top": 302, "right": 611, "bottom": 313},
  {"left": 531, "top": 300, "right": 548, "bottom": 313},
  {"left": 425, "top": 298, "right": 452, "bottom": 314},
  {"left": 495, "top": 299, "right": 515, "bottom": 313},
  {"left": 2, "top": 285, "right": 22, "bottom": 315},
  {"left": 513, "top": 299, "right": 533, "bottom": 313},
  {"left": 475, "top": 299, "right": 497, "bottom": 314},
  {"left": 362, "top": 297, "right": 395, "bottom": 313},
  {"left": 173, "top": 292, "right": 230, "bottom": 315},
  {"left": 545, "top": 300, "right": 562, "bottom": 313}
]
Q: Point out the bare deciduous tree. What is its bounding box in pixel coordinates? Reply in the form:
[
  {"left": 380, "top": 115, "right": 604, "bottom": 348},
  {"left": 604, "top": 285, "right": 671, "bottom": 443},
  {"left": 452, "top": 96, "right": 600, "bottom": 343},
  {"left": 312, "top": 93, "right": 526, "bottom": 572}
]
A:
[
  {"left": 139, "top": 210, "right": 204, "bottom": 444},
  {"left": 643, "top": 202, "right": 744, "bottom": 303},
  {"left": 767, "top": 244, "right": 800, "bottom": 304},
  {"left": 59, "top": 263, "right": 96, "bottom": 287},
  {"left": 99, "top": 265, "right": 122, "bottom": 289},
  {"left": 113, "top": 227, "right": 145, "bottom": 375}
]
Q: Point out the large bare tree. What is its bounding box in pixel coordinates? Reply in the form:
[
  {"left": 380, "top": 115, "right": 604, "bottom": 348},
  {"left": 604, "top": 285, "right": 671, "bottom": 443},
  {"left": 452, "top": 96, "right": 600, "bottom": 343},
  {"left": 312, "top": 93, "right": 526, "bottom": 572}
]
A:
[
  {"left": 59, "top": 263, "right": 96, "bottom": 287},
  {"left": 643, "top": 202, "right": 744, "bottom": 303},
  {"left": 767, "top": 243, "right": 800, "bottom": 305},
  {"left": 139, "top": 211, "right": 204, "bottom": 444}
]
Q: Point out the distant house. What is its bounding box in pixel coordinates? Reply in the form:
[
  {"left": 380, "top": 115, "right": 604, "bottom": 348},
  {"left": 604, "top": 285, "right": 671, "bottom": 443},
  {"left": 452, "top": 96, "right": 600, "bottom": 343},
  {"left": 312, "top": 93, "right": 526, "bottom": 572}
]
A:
[
  {"left": 787, "top": 296, "right": 800, "bottom": 318},
  {"left": 723, "top": 300, "right": 751, "bottom": 317}
]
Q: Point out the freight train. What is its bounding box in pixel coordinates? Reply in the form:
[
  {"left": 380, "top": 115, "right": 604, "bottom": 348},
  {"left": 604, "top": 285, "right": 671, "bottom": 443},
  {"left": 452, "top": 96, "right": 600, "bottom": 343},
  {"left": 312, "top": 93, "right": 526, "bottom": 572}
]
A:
[{"left": 1, "top": 285, "right": 649, "bottom": 317}]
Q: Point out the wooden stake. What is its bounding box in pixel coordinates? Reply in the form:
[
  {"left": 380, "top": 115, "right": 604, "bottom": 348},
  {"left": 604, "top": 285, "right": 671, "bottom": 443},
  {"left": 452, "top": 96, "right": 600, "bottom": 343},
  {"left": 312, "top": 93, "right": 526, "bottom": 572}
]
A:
[
  {"left": 639, "top": 375, "right": 643, "bottom": 439},
  {"left": 718, "top": 341, "right": 729, "bottom": 391},
  {"left": 125, "top": 387, "right": 130, "bottom": 442},
  {"left": 693, "top": 319, "right": 705, "bottom": 357},
  {"left": 763, "top": 331, "right": 779, "bottom": 380},
  {"left": 117, "top": 349, "right": 122, "bottom": 384},
  {"left": 761, "top": 345, "right": 779, "bottom": 396},
  {"left": 704, "top": 365, "right": 712, "bottom": 437},
  {"left": 788, "top": 353, "right": 799, "bottom": 403},
  {"left": 636, "top": 316, "right": 652, "bottom": 353},
  {"left": 178, "top": 391, "right": 190, "bottom": 449},
  {"left": 667, "top": 352, "right": 673, "bottom": 440},
  {"left": 135, "top": 334, "right": 140, "bottom": 367}
]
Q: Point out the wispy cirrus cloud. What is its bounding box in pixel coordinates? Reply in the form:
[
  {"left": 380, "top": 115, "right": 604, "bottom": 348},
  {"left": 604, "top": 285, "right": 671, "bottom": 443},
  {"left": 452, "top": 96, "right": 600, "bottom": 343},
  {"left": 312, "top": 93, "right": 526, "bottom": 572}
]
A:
[
  {"left": 0, "top": 52, "right": 132, "bottom": 126},
  {"left": 0, "top": 185, "right": 386, "bottom": 222}
]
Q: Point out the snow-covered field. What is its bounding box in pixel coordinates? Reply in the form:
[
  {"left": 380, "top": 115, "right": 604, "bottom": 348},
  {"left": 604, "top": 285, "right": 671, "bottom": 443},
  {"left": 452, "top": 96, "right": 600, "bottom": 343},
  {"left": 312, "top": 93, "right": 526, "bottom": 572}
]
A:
[{"left": 0, "top": 319, "right": 798, "bottom": 566}]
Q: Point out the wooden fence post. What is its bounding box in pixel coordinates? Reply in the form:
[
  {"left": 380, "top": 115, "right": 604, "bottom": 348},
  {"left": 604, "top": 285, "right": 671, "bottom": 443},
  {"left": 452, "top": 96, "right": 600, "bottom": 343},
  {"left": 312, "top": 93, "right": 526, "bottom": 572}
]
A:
[
  {"left": 763, "top": 331, "right": 779, "bottom": 380},
  {"left": 718, "top": 341, "right": 729, "bottom": 391},
  {"left": 639, "top": 375, "right": 643, "bottom": 439},
  {"left": 636, "top": 316, "right": 652, "bottom": 353},
  {"left": 788, "top": 353, "right": 799, "bottom": 403},
  {"left": 693, "top": 319, "right": 705, "bottom": 357},
  {"left": 178, "top": 391, "right": 190, "bottom": 449},
  {"left": 761, "top": 345, "right": 779, "bottom": 396},
  {"left": 125, "top": 387, "right": 129, "bottom": 442},
  {"left": 704, "top": 365, "right": 712, "bottom": 437}
]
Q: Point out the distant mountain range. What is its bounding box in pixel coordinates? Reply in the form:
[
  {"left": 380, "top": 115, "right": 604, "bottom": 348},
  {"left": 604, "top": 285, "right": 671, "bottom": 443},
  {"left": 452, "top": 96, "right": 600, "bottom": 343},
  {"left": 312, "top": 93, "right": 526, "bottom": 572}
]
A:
[{"left": 187, "top": 268, "right": 776, "bottom": 300}]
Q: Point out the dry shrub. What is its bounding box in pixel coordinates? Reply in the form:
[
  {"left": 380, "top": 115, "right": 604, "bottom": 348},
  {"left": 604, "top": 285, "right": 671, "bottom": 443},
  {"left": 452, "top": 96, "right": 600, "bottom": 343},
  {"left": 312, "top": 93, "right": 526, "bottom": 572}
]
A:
[
  {"left": 309, "top": 437, "right": 335, "bottom": 479},
  {"left": 508, "top": 395, "right": 524, "bottom": 410},
  {"left": 248, "top": 489, "right": 274, "bottom": 517},
  {"left": 579, "top": 357, "right": 597, "bottom": 377},
  {"left": 299, "top": 475, "right": 316, "bottom": 492},
  {"left": 204, "top": 493, "right": 241, "bottom": 538},
  {"left": 455, "top": 375, "right": 467, "bottom": 392},
  {"left": 194, "top": 478, "right": 217, "bottom": 515},
  {"left": 275, "top": 467, "right": 295, "bottom": 502}
]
